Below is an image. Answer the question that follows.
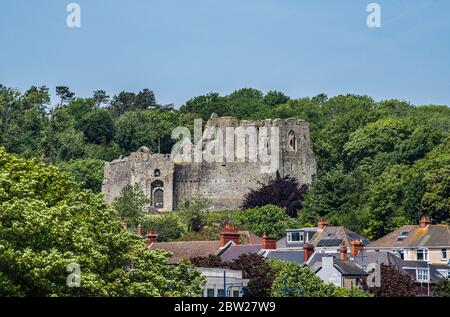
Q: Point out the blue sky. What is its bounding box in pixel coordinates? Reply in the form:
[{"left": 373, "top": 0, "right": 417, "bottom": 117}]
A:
[{"left": 1, "top": 0, "right": 449, "bottom": 107}]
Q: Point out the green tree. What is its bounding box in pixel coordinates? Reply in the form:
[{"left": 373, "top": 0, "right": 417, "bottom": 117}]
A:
[
  {"left": 115, "top": 111, "right": 157, "bottom": 154},
  {"left": 177, "top": 196, "right": 210, "bottom": 232},
  {"left": 433, "top": 279, "right": 450, "bottom": 297},
  {"left": 82, "top": 109, "right": 115, "bottom": 144},
  {"left": 141, "top": 213, "right": 187, "bottom": 242},
  {"left": 0, "top": 148, "right": 203, "bottom": 296},
  {"left": 113, "top": 184, "right": 150, "bottom": 226},
  {"left": 268, "top": 260, "right": 367, "bottom": 297},
  {"left": 55, "top": 86, "right": 75, "bottom": 106},
  {"left": 421, "top": 167, "right": 450, "bottom": 223},
  {"left": 57, "top": 159, "right": 105, "bottom": 192},
  {"left": 232, "top": 205, "right": 297, "bottom": 239},
  {"left": 92, "top": 90, "right": 110, "bottom": 107}
]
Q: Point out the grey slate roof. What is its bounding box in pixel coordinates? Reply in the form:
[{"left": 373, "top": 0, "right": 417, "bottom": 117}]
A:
[
  {"left": 264, "top": 250, "right": 306, "bottom": 265},
  {"left": 219, "top": 244, "right": 263, "bottom": 262},
  {"left": 308, "top": 227, "right": 369, "bottom": 248}
]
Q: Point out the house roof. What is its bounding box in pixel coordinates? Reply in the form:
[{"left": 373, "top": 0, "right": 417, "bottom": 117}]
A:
[
  {"left": 264, "top": 250, "right": 306, "bottom": 265},
  {"left": 307, "top": 226, "right": 369, "bottom": 248},
  {"left": 219, "top": 244, "right": 263, "bottom": 262},
  {"left": 148, "top": 240, "right": 222, "bottom": 264},
  {"left": 354, "top": 251, "right": 448, "bottom": 284},
  {"left": 276, "top": 236, "right": 305, "bottom": 249},
  {"left": 367, "top": 224, "right": 450, "bottom": 248},
  {"left": 333, "top": 259, "right": 368, "bottom": 276}
]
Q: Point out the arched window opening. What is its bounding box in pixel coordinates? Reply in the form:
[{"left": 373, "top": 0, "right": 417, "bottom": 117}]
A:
[
  {"left": 288, "top": 130, "right": 297, "bottom": 152},
  {"left": 154, "top": 169, "right": 161, "bottom": 177},
  {"left": 153, "top": 189, "right": 164, "bottom": 209}
]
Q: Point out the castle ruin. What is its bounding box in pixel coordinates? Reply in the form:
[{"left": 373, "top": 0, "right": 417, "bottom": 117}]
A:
[{"left": 102, "top": 115, "right": 317, "bottom": 211}]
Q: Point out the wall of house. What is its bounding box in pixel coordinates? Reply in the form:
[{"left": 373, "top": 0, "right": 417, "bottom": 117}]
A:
[{"left": 316, "top": 257, "right": 342, "bottom": 287}]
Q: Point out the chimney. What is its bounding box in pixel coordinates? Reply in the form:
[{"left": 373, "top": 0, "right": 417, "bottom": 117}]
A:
[
  {"left": 137, "top": 224, "right": 142, "bottom": 237},
  {"left": 350, "top": 239, "right": 365, "bottom": 257},
  {"left": 318, "top": 217, "right": 328, "bottom": 230},
  {"left": 419, "top": 215, "right": 431, "bottom": 229},
  {"left": 340, "top": 240, "right": 348, "bottom": 261},
  {"left": 261, "top": 235, "right": 277, "bottom": 250},
  {"left": 303, "top": 244, "right": 315, "bottom": 262},
  {"left": 146, "top": 230, "right": 159, "bottom": 244},
  {"left": 220, "top": 224, "right": 240, "bottom": 247}
]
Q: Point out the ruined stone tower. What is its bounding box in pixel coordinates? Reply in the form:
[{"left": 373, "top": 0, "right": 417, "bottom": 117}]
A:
[{"left": 102, "top": 115, "right": 316, "bottom": 211}]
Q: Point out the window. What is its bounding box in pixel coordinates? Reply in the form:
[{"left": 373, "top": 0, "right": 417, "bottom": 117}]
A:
[
  {"left": 153, "top": 189, "right": 164, "bottom": 209},
  {"left": 416, "top": 249, "right": 429, "bottom": 261},
  {"left": 154, "top": 169, "right": 161, "bottom": 177},
  {"left": 416, "top": 269, "right": 429, "bottom": 282},
  {"left": 206, "top": 289, "right": 215, "bottom": 297},
  {"left": 442, "top": 249, "right": 448, "bottom": 260},
  {"left": 288, "top": 130, "right": 297, "bottom": 151},
  {"left": 287, "top": 232, "right": 304, "bottom": 243},
  {"left": 396, "top": 249, "right": 405, "bottom": 260},
  {"left": 232, "top": 290, "right": 240, "bottom": 297},
  {"left": 217, "top": 289, "right": 225, "bottom": 297}
]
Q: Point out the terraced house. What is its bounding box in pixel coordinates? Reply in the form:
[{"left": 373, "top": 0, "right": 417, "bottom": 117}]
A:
[{"left": 366, "top": 216, "right": 450, "bottom": 266}]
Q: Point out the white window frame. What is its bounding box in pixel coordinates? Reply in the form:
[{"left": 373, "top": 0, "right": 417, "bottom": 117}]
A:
[
  {"left": 416, "top": 268, "right": 429, "bottom": 282},
  {"left": 287, "top": 232, "right": 304, "bottom": 243},
  {"left": 416, "top": 249, "right": 429, "bottom": 262}
]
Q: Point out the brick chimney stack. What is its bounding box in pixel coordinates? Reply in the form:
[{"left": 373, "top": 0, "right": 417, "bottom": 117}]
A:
[
  {"left": 146, "top": 230, "right": 159, "bottom": 244},
  {"left": 220, "top": 224, "right": 240, "bottom": 247},
  {"left": 340, "top": 240, "right": 348, "bottom": 261},
  {"left": 303, "top": 244, "right": 315, "bottom": 262},
  {"left": 419, "top": 215, "right": 431, "bottom": 229},
  {"left": 318, "top": 218, "right": 328, "bottom": 230},
  {"left": 261, "top": 235, "right": 277, "bottom": 250},
  {"left": 350, "top": 239, "right": 365, "bottom": 257}
]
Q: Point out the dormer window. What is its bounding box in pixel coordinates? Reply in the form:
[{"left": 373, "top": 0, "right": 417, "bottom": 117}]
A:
[
  {"left": 287, "top": 231, "right": 304, "bottom": 243},
  {"left": 154, "top": 169, "right": 161, "bottom": 177}
]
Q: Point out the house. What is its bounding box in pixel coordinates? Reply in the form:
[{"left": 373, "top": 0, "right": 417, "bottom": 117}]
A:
[
  {"left": 307, "top": 242, "right": 367, "bottom": 288},
  {"left": 352, "top": 250, "right": 447, "bottom": 296},
  {"left": 148, "top": 224, "right": 261, "bottom": 264},
  {"left": 365, "top": 215, "right": 450, "bottom": 265},
  {"left": 276, "top": 228, "right": 318, "bottom": 249},
  {"left": 198, "top": 268, "right": 249, "bottom": 297}
]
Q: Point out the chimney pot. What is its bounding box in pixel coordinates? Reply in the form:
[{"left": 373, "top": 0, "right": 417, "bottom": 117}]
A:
[
  {"left": 350, "top": 239, "right": 365, "bottom": 257},
  {"left": 318, "top": 217, "right": 328, "bottom": 230},
  {"left": 419, "top": 215, "right": 431, "bottom": 229}
]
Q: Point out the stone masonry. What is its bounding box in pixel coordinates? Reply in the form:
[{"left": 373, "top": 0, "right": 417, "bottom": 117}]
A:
[{"left": 102, "top": 115, "right": 317, "bottom": 211}]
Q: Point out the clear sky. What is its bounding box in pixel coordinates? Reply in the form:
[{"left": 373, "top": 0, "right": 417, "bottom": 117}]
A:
[{"left": 1, "top": 0, "right": 449, "bottom": 107}]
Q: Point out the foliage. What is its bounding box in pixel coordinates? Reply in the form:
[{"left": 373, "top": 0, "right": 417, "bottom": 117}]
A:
[
  {"left": 366, "top": 264, "right": 417, "bottom": 297},
  {"left": 57, "top": 159, "right": 105, "bottom": 192},
  {"left": 82, "top": 109, "right": 115, "bottom": 144},
  {"left": 232, "top": 205, "right": 298, "bottom": 239},
  {"left": 241, "top": 175, "right": 308, "bottom": 217},
  {"left": 190, "top": 254, "right": 274, "bottom": 297},
  {"left": 0, "top": 148, "right": 203, "bottom": 296},
  {"left": 268, "top": 260, "right": 368, "bottom": 297},
  {"left": 176, "top": 196, "right": 210, "bottom": 232},
  {"left": 141, "top": 213, "right": 187, "bottom": 242},
  {"left": 113, "top": 183, "right": 150, "bottom": 226},
  {"left": 177, "top": 226, "right": 221, "bottom": 241},
  {"left": 433, "top": 278, "right": 450, "bottom": 297}
]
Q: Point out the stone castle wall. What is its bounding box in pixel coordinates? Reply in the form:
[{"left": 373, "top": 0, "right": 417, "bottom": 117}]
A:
[{"left": 102, "top": 116, "right": 317, "bottom": 211}]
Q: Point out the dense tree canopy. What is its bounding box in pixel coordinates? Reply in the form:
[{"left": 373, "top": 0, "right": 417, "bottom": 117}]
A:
[{"left": 0, "top": 148, "right": 203, "bottom": 296}]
